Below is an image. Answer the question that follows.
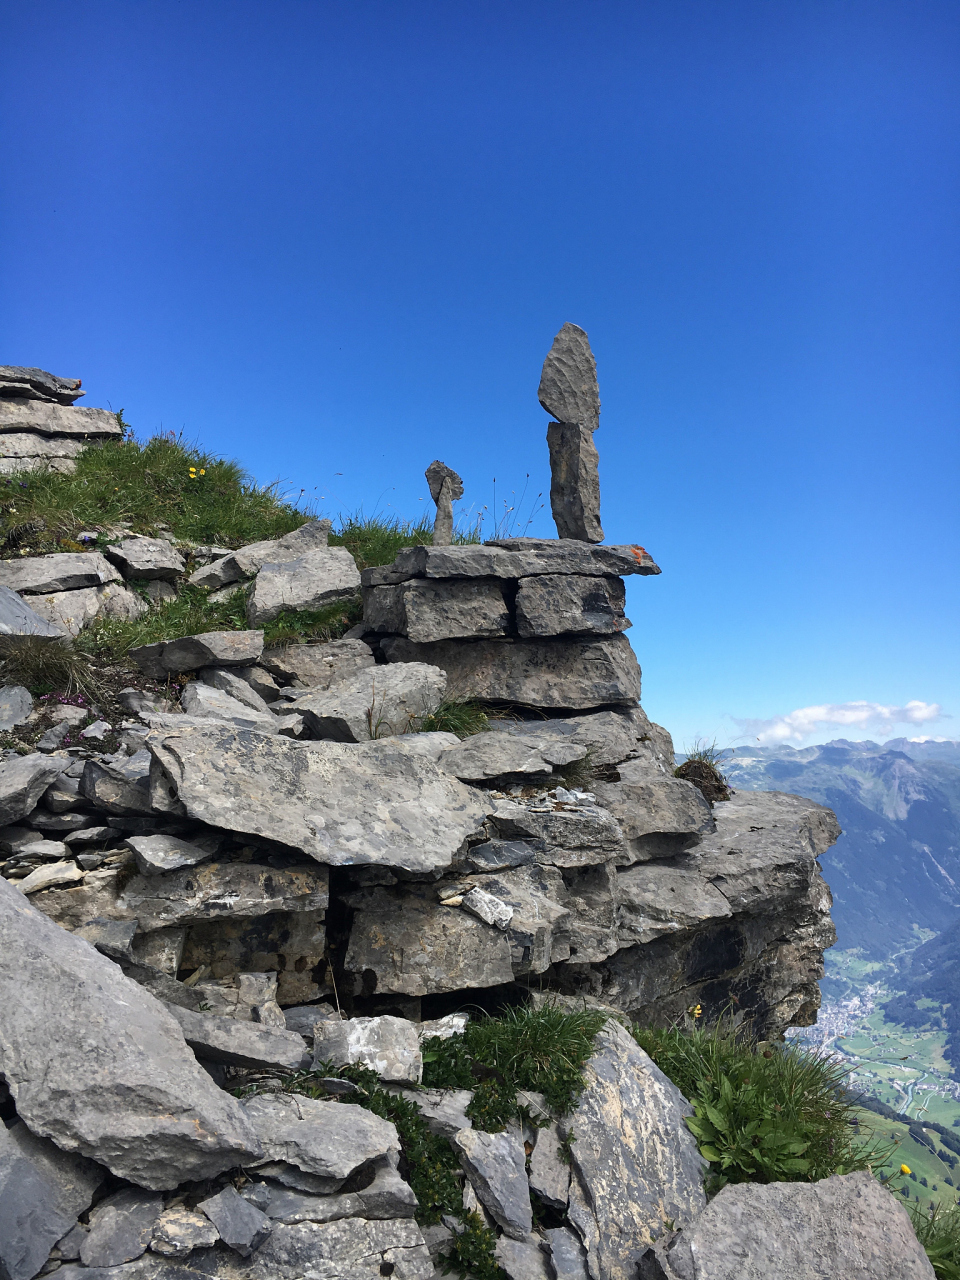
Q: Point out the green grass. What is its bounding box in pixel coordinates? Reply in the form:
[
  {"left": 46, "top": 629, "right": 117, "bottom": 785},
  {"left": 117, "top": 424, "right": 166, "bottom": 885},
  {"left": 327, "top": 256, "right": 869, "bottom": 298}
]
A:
[
  {"left": 422, "top": 1003, "right": 608, "bottom": 1127},
  {"left": 420, "top": 700, "right": 491, "bottom": 739},
  {"left": 910, "top": 1201, "right": 960, "bottom": 1279},
  {"left": 634, "top": 1021, "right": 892, "bottom": 1191},
  {"left": 0, "top": 635, "right": 106, "bottom": 699}
]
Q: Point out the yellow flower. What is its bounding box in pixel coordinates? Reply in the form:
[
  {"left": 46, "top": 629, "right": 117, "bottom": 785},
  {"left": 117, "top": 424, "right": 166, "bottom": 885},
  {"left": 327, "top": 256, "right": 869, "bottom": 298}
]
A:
[
  {"left": 199, "top": 468, "right": 206, "bottom": 475},
  {"left": 901, "top": 1164, "right": 911, "bottom": 1175}
]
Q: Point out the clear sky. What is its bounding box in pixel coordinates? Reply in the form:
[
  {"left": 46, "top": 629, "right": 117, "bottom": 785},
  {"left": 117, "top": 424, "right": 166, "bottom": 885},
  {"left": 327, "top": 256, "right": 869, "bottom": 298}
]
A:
[{"left": 2, "top": 1, "right": 958, "bottom": 751}]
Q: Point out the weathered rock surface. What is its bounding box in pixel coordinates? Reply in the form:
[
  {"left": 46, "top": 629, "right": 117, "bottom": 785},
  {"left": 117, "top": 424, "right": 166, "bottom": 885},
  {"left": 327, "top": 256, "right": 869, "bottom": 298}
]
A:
[
  {"left": 261, "top": 638, "right": 375, "bottom": 688},
  {"left": 80, "top": 1187, "right": 164, "bottom": 1266},
  {"left": 130, "top": 630, "right": 264, "bottom": 676},
  {"left": 246, "top": 547, "right": 361, "bottom": 626},
  {"left": 0, "top": 585, "right": 68, "bottom": 636},
  {"left": 438, "top": 731, "right": 586, "bottom": 783},
  {"left": 0, "top": 551, "right": 120, "bottom": 595},
  {"left": 0, "top": 1119, "right": 104, "bottom": 1280},
  {"left": 0, "top": 398, "right": 122, "bottom": 435},
  {"left": 232, "top": 1216, "right": 434, "bottom": 1280},
  {"left": 653, "top": 1171, "right": 935, "bottom": 1280},
  {"left": 147, "top": 727, "right": 489, "bottom": 872},
  {"left": 313, "top": 1015, "right": 423, "bottom": 1083},
  {"left": 167, "top": 1003, "right": 308, "bottom": 1069},
  {"left": 26, "top": 582, "right": 148, "bottom": 636},
  {"left": 516, "top": 574, "right": 627, "bottom": 636},
  {"left": 0, "top": 683, "right": 33, "bottom": 729},
  {"left": 0, "top": 366, "right": 85, "bottom": 404},
  {"left": 80, "top": 750, "right": 155, "bottom": 816},
  {"left": 361, "top": 542, "right": 660, "bottom": 586},
  {"left": 496, "top": 1235, "right": 552, "bottom": 1280},
  {"left": 528, "top": 1120, "right": 571, "bottom": 1209},
  {"left": 593, "top": 766, "right": 715, "bottom": 861},
  {"left": 180, "top": 679, "right": 280, "bottom": 732},
  {"left": 454, "top": 1127, "right": 532, "bottom": 1240},
  {"left": 538, "top": 322, "right": 601, "bottom": 434},
  {"left": 363, "top": 577, "right": 511, "bottom": 642},
  {"left": 0, "top": 875, "right": 262, "bottom": 1189},
  {"left": 198, "top": 1185, "right": 272, "bottom": 1257},
  {"left": 150, "top": 1206, "right": 220, "bottom": 1257},
  {"left": 496, "top": 707, "right": 657, "bottom": 768},
  {"left": 426, "top": 460, "right": 463, "bottom": 546},
  {"left": 198, "top": 666, "right": 275, "bottom": 713},
  {"left": 118, "top": 860, "right": 329, "bottom": 928},
  {"left": 105, "top": 537, "right": 185, "bottom": 581},
  {"left": 188, "top": 519, "right": 333, "bottom": 589},
  {"left": 241, "top": 1093, "right": 400, "bottom": 1181},
  {"left": 546, "top": 420, "right": 604, "bottom": 543},
  {"left": 0, "top": 753, "right": 70, "bottom": 824},
  {"left": 381, "top": 634, "right": 642, "bottom": 709},
  {"left": 545, "top": 1226, "right": 591, "bottom": 1280},
  {"left": 286, "top": 661, "right": 446, "bottom": 741},
  {"left": 125, "top": 832, "right": 217, "bottom": 875},
  {"left": 563, "top": 1019, "right": 706, "bottom": 1280}
]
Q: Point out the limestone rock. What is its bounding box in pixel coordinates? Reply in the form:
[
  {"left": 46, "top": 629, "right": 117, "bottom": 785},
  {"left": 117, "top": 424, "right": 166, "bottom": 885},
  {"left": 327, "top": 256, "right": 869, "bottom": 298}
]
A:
[
  {"left": 167, "top": 1003, "right": 308, "bottom": 1070},
  {"left": 246, "top": 547, "right": 361, "bottom": 626},
  {"left": 313, "top": 1015, "right": 423, "bottom": 1083},
  {"left": 490, "top": 796, "right": 625, "bottom": 868},
  {"left": 14, "top": 859, "right": 84, "bottom": 894},
  {"left": 0, "top": 753, "right": 70, "bottom": 825},
  {"left": 198, "top": 1185, "right": 272, "bottom": 1257},
  {"left": 198, "top": 666, "right": 274, "bottom": 712},
  {"left": 425, "top": 460, "right": 463, "bottom": 546},
  {"left": 657, "top": 1171, "right": 935, "bottom": 1280},
  {"left": 454, "top": 1127, "right": 532, "bottom": 1240},
  {"left": 381, "top": 634, "right": 642, "bottom": 710},
  {"left": 403, "top": 1088, "right": 473, "bottom": 1138},
  {"left": 546, "top": 420, "right": 603, "bottom": 542},
  {"left": 0, "top": 551, "right": 120, "bottom": 595},
  {"left": 241, "top": 1092, "right": 400, "bottom": 1181},
  {"left": 0, "top": 684, "right": 32, "bottom": 729},
  {"left": 617, "top": 864, "right": 733, "bottom": 945},
  {"left": 146, "top": 727, "right": 489, "bottom": 873},
  {"left": 150, "top": 1207, "right": 220, "bottom": 1257},
  {"left": 0, "top": 367, "right": 85, "bottom": 404},
  {"left": 496, "top": 1236, "right": 552, "bottom": 1280},
  {"left": 0, "top": 876, "right": 262, "bottom": 1189},
  {"left": 234, "top": 1216, "right": 433, "bottom": 1280},
  {"left": 0, "top": 1119, "right": 104, "bottom": 1280},
  {"left": 130, "top": 629, "right": 264, "bottom": 676},
  {"left": 0, "top": 399, "right": 122, "bottom": 436},
  {"left": 345, "top": 884, "right": 514, "bottom": 995},
  {"left": 516, "top": 574, "right": 627, "bottom": 637},
  {"left": 538, "top": 322, "right": 600, "bottom": 433},
  {"left": 230, "top": 663, "right": 281, "bottom": 701},
  {"left": 529, "top": 1120, "right": 570, "bottom": 1209},
  {"left": 180, "top": 679, "right": 280, "bottom": 732},
  {"left": 287, "top": 661, "right": 446, "bottom": 741},
  {"left": 0, "top": 585, "right": 68, "bottom": 636},
  {"left": 593, "top": 767, "right": 715, "bottom": 861},
  {"left": 80, "top": 750, "right": 155, "bottom": 816},
  {"left": 362, "top": 542, "right": 660, "bottom": 585},
  {"left": 439, "top": 731, "right": 587, "bottom": 784},
  {"left": 496, "top": 708, "right": 646, "bottom": 768},
  {"left": 188, "top": 519, "right": 333, "bottom": 589},
  {"left": 563, "top": 1019, "right": 706, "bottom": 1280},
  {"left": 26, "top": 583, "right": 147, "bottom": 636},
  {"left": 118, "top": 860, "right": 329, "bottom": 929},
  {"left": 125, "top": 832, "right": 216, "bottom": 875},
  {"left": 105, "top": 537, "right": 185, "bottom": 582},
  {"left": 363, "top": 577, "right": 510, "bottom": 642},
  {"left": 80, "top": 1187, "right": 163, "bottom": 1266},
  {"left": 261, "top": 638, "right": 375, "bottom": 688},
  {"left": 545, "top": 1227, "right": 590, "bottom": 1280}
]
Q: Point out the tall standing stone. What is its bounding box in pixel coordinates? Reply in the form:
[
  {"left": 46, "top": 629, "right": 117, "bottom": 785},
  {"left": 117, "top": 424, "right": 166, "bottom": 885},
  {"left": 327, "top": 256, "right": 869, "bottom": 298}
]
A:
[
  {"left": 539, "top": 323, "right": 604, "bottom": 543},
  {"left": 425, "top": 461, "right": 463, "bottom": 546}
]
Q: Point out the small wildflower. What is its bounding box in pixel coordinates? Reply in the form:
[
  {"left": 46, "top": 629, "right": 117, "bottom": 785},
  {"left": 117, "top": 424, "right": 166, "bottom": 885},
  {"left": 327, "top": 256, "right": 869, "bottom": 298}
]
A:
[{"left": 901, "top": 1164, "right": 912, "bottom": 1176}]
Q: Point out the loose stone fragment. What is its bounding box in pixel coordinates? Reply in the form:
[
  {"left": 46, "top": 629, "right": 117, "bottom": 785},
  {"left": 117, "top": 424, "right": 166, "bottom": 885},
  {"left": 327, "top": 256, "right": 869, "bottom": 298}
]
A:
[
  {"left": 130, "top": 629, "right": 265, "bottom": 676},
  {"left": 544, "top": 1226, "right": 590, "bottom": 1280},
  {"left": 0, "top": 585, "right": 68, "bottom": 636},
  {"left": 260, "top": 637, "right": 375, "bottom": 688},
  {"left": 198, "top": 665, "right": 274, "bottom": 712},
  {"left": 454, "top": 1127, "right": 532, "bottom": 1240},
  {"left": 80, "top": 750, "right": 155, "bottom": 816},
  {"left": 460, "top": 885, "right": 515, "bottom": 929},
  {"left": 167, "top": 1003, "right": 308, "bottom": 1070},
  {"left": 180, "top": 680, "right": 280, "bottom": 732},
  {"left": 546, "top": 420, "right": 603, "bottom": 542},
  {"left": 425, "top": 460, "right": 464, "bottom": 546},
  {"left": 287, "top": 661, "right": 446, "bottom": 741},
  {"left": 313, "top": 1015, "right": 423, "bottom": 1083},
  {"left": 187, "top": 519, "right": 333, "bottom": 589},
  {"left": 240, "top": 1093, "right": 400, "bottom": 1181},
  {"left": 246, "top": 546, "right": 361, "bottom": 626},
  {"left": 496, "top": 1236, "right": 552, "bottom": 1280},
  {"left": 0, "top": 753, "right": 71, "bottom": 825},
  {"left": 538, "top": 322, "right": 601, "bottom": 433},
  {"left": 124, "top": 832, "right": 216, "bottom": 875},
  {"left": 198, "top": 1185, "right": 272, "bottom": 1257},
  {"left": 0, "top": 683, "right": 32, "bottom": 729},
  {"left": 439, "top": 731, "right": 586, "bottom": 784},
  {"left": 528, "top": 1121, "right": 570, "bottom": 1209},
  {"left": 0, "top": 552, "right": 121, "bottom": 595},
  {"left": 104, "top": 537, "right": 185, "bottom": 581},
  {"left": 150, "top": 1207, "right": 220, "bottom": 1258},
  {"left": 79, "top": 1187, "right": 164, "bottom": 1266}
]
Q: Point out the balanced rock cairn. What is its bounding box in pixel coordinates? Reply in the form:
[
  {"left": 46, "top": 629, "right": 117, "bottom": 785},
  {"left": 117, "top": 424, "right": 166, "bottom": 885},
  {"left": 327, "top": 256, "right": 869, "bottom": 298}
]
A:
[
  {"left": 424, "top": 460, "right": 463, "bottom": 546},
  {"left": 539, "top": 322, "right": 603, "bottom": 542}
]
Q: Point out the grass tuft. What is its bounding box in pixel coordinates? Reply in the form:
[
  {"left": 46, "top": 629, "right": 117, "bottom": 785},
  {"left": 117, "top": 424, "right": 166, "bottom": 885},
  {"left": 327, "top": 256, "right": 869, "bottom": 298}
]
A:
[
  {"left": 419, "top": 700, "right": 490, "bottom": 739},
  {"left": 633, "top": 1020, "right": 893, "bottom": 1192},
  {"left": 909, "top": 1201, "right": 960, "bottom": 1279},
  {"left": 0, "top": 636, "right": 105, "bottom": 700},
  {"left": 674, "top": 738, "right": 730, "bottom": 804}
]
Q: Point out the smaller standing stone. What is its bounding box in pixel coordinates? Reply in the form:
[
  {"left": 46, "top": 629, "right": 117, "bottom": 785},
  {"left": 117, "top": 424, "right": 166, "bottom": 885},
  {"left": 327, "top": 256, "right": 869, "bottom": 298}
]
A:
[
  {"left": 425, "top": 461, "right": 463, "bottom": 546},
  {"left": 0, "top": 685, "right": 33, "bottom": 730}
]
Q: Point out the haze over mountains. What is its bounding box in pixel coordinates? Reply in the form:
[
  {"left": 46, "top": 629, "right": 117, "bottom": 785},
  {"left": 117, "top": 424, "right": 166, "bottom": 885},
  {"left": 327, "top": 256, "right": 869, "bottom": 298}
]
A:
[{"left": 723, "top": 738, "right": 960, "bottom": 958}]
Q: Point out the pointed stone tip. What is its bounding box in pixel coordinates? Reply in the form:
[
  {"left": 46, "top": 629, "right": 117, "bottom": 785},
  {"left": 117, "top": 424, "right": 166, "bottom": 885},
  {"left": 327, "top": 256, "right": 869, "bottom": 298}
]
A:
[{"left": 538, "top": 324, "right": 600, "bottom": 431}]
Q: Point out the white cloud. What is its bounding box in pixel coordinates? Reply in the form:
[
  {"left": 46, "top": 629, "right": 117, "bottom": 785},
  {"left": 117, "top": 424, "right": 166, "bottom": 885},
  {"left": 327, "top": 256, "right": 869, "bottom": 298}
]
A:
[{"left": 732, "top": 700, "right": 944, "bottom": 746}]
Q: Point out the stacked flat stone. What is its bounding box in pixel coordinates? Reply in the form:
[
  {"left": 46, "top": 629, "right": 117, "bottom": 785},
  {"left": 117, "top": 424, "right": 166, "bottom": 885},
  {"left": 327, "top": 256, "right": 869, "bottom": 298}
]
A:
[
  {"left": 362, "top": 537, "right": 660, "bottom": 710},
  {"left": 0, "top": 366, "right": 123, "bottom": 475}
]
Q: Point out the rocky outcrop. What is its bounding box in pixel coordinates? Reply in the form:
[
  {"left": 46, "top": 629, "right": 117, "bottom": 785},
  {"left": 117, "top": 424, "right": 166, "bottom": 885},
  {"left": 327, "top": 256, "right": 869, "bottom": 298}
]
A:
[{"left": 0, "top": 372, "right": 122, "bottom": 475}]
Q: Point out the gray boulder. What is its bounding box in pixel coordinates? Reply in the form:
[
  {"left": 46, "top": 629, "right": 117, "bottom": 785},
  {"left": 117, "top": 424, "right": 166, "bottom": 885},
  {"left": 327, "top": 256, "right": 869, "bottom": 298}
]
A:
[
  {"left": 0, "top": 585, "right": 67, "bottom": 637},
  {"left": 0, "top": 753, "right": 70, "bottom": 825},
  {"left": 528, "top": 1120, "right": 570, "bottom": 1209},
  {"left": 545, "top": 1227, "right": 590, "bottom": 1280},
  {"left": 198, "top": 666, "right": 274, "bottom": 712},
  {"left": 516, "top": 575, "right": 627, "bottom": 636},
  {"left": 496, "top": 707, "right": 648, "bottom": 768},
  {"left": 246, "top": 547, "right": 361, "bottom": 626},
  {"left": 14, "top": 860, "right": 84, "bottom": 894},
  {"left": 546, "top": 419, "right": 603, "bottom": 543},
  {"left": 380, "top": 634, "right": 642, "bottom": 709},
  {"left": 166, "top": 1003, "right": 308, "bottom": 1070},
  {"left": 180, "top": 680, "right": 280, "bottom": 732},
  {"left": 496, "top": 1236, "right": 552, "bottom": 1280},
  {"left": 0, "top": 399, "right": 122, "bottom": 436},
  {"left": 0, "top": 366, "right": 85, "bottom": 404},
  {"left": 0, "top": 1119, "right": 104, "bottom": 1280},
  {"left": 454, "top": 1127, "right": 532, "bottom": 1240},
  {"left": 538, "top": 321, "right": 600, "bottom": 433},
  {"left": 118, "top": 859, "right": 329, "bottom": 929},
  {"left": 0, "top": 684, "right": 33, "bottom": 729},
  {"left": 198, "top": 1185, "right": 272, "bottom": 1257},
  {"left": 80, "top": 1188, "right": 164, "bottom": 1267},
  {"left": 233, "top": 1216, "right": 433, "bottom": 1280},
  {"left": 241, "top": 1093, "right": 400, "bottom": 1181},
  {"left": 361, "top": 541, "right": 660, "bottom": 585},
  {"left": 0, "top": 875, "right": 262, "bottom": 1188},
  {"left": 653, "top": 1171, "right": 935, "bottom": 1280},
  {"left": 130, "top": 629, "right": 265, "bottom": 676},
  {"left": 188, "top": 519, "right": 333, "bottom": 589},
  {"left": 0, "top": 551, "right": 120, "bottom": 595},
  {"left": 124, "top": 832, "right": 216, "bottom": 875},
  {"left": 593, "top": 765, "right": 715, "bottom": 861},
  {"left": 105, "top": 537, "right": 185, "bottom": 582},
  {"left": 362, "top": 577, "right": 510, "bottom": 642},
  {"left": 150, "top": 1207, "right": 220, "bottom": 1257},
  {"left": 562, "top": 1019, "right": 706, "bottom": 1280},
  {"left": 261, "top": 638, "right": 375, "bottom": 688},
  {"left": 313, "top": 1015, "right": 422, "bottom": 1083},
  {"left": 26, "top": 582, "right": 147, "bottom": 636},
  {"left": 146, "top": 727, "right": 489, "bottom": 873},
  {"left": 80, "top": 750, "right": 154, "bottom": 816},
  {"left": 287, "top": 661, "right": 446, "bottom": 741},
  {"left": 438, "top": 731, "right": 586, "bottom": 783}
]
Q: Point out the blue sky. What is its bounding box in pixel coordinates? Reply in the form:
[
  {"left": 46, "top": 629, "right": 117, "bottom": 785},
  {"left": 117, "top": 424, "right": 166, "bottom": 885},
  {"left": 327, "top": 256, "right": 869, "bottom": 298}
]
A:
[{"left": 2, "top": 1, "right": 957, "bottom": 750}]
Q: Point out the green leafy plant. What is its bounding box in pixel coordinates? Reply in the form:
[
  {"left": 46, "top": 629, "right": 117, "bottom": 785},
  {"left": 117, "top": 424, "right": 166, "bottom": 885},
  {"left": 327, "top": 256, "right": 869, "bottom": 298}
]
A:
[
  {"left": 439, "top": 1211, "right": 506, "bottom": 1280},
  {"left": 909, "top": 1200, "right": 960, "bottom": 1279},
  {"left": 633, "top": 1021, "right": 891, "bottom": 1191},
  {"left": 673, "top": 738, "right": 730, "bottom": 804},
  {"left": 422, "top": 1003, "right": 607, "bottom": 1127},
  {"left": 419, "top": 700, "right": 490, "bottom": 739}
]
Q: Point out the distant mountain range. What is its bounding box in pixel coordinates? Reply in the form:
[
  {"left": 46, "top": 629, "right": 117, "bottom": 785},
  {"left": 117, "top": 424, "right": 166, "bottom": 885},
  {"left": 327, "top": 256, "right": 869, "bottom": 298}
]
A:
[{"left": 722, "top": 739, "right": 960, "bottom": 958}]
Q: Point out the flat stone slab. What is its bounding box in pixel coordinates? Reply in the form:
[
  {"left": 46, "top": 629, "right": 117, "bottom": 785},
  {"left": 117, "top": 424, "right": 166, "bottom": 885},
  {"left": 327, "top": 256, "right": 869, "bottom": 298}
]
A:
[
  {"left": 80, "top": 1187, "right": 164, "bottom": 1266},
  {"left": 188, "top": 519, "right": 333, "bottom": 589},
  {"left": 231, "top": 1216, "right": 434, "bottom": 1280},
  {"left": 616, "top": 864, "right": 733, "bottom": 945},
  {"left": 454, "top": 1127, "right": 532, "bottom": 1240},
  {"left": 0, "top": 875, "right": 261, "bottom": 1189},
  {"left": 0, "top": 585, "right": 68, "bottom": 636},
  {"left": 261, "top": 638, "right": 375, "bottom": 688},
  {"left": 246, "top": 546, "right": 361, "bottom": 626},
  {"left": 515, "top": 574, "right": 627, "bottom": 637},
  {"left": 130, "top": 629, "right": 265, "bottom": 676},
  {"left": 167, "top": 1003, "right": 308, "bottom": 1070},
  {"left": 105, "top": 537, "right": 185, "bottom": 581},
  {"left": 361, "top": 542, "right": 660, "bottom": 586},
  {"left": 495, "top": 708, "right": 646, "bottom": 767},
  {"left": 0, "top": 400, "right": 123, "bottom": 436},
  {"left": 0, "top": 552, "right": 120, "bottom": 595},
  {"left": 563, "top": 1019, "right": 706, "bottom": 1280},
  {"left": 241, "top": 1093, "right": 400, "bottom": 1180},
  {"left": 593, "top": 766, "right": 715, "bottom": 861},
  {"left": 381, "top": 634, "right": 643, "bottom": 710},
  {"left": 656, "top": 1171, "right": 935, "bottom": 1280},
  {"left": 313, "top": 1015, "right": 422, "bottom": 1083},
  {"left": 0, "top": 367, "right": 84, "bottom": 405},
  {"left": 118, "top": 860, "right": 329, "bottom": 928},
  {"left": 438, "top": 731, "right": 586, "bottom": 783},
  {"left": 199, "top": 666, "right": 274, "bottom": 712},
  {"left": 146, "top": 726, "right": 489, "bottom": 873},
  {"left": 0, "top": 752, "right": 70, "bottom": 825},
  {"left": 124, "top": 832, "right": 216, "bottom": 874},
  {"left": 198, "top": 1185, "right": 271, "bottom": 1257},
  {"left": 0, "top": 684, "right": 32, "bottom": 729},
  {"left": 363, "top": 577, "right": 511, "bottom": 642},
  {"left": 181, "top": 679, "right": 280, "bottom": 731},
  {"left": 287, "top": 661, "right": 446, "bottom": 741}
]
